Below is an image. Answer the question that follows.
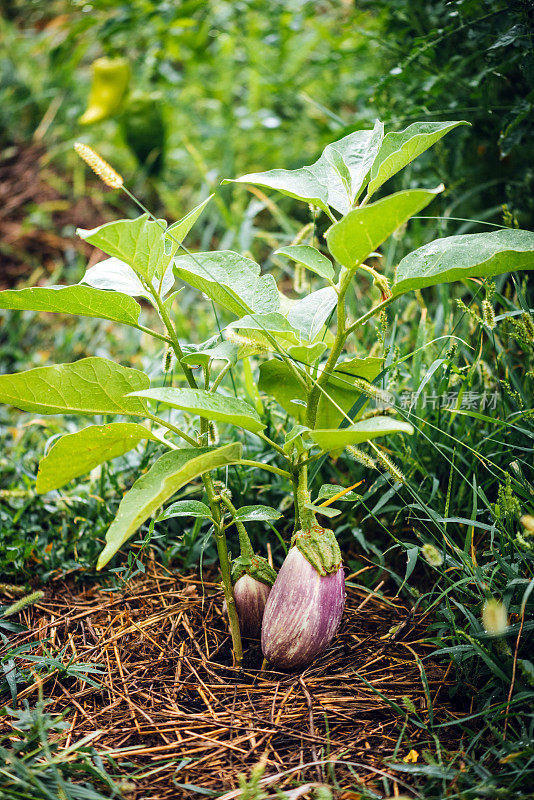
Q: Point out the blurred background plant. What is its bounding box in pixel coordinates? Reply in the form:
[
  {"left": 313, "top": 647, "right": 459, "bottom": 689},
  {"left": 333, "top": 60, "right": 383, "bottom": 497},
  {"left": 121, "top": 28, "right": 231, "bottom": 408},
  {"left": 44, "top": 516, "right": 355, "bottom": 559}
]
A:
[{"left": 0, "top": 1, "right": 533, "bottom": 798}]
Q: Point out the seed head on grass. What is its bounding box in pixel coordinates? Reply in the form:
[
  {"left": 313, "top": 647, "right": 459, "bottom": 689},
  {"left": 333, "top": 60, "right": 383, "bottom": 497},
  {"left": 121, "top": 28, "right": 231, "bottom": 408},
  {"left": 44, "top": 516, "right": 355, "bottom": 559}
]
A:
[
  {"left": 347, "top": 445, "right": 377, "bottom": 469},
  {"left": 74, "top": 143, "right": 124, "bottom": 189},
  {"left": 375, "top": 448, "right": 407, "bottom": 485},
  {"left": 3, "top": 590, "right": 44, "bottom": 617},
  {"left": 482, "top": 598, "right": 508, "bottom": 636},
  {"left": 421, "top": 543, "right": 444, "bottom": 567}
]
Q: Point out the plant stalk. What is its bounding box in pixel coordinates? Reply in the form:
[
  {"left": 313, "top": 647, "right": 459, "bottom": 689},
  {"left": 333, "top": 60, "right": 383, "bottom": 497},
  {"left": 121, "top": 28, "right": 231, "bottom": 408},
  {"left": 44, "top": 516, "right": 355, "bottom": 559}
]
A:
[
  {"left": 219, "top": 493, "right": 254, "bottom": 560},
  {"left": 149, "top": 280, "right": 243, "bottom": 665},
  {"left": 200, "top": 419, "right": 243, "bottom": 665},
  {"left": 295, "top": 462, "right": 315, "bottom": 532},
  {"left": 307, "top": 277, "right": 347, "bottom": 429}
]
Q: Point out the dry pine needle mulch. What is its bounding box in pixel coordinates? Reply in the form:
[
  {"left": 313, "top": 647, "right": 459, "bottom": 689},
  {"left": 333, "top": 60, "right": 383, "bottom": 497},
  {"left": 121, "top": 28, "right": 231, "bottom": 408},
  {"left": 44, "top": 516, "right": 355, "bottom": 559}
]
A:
[{"left": 2, "top": 562, "right": 461, "bottom": 799}]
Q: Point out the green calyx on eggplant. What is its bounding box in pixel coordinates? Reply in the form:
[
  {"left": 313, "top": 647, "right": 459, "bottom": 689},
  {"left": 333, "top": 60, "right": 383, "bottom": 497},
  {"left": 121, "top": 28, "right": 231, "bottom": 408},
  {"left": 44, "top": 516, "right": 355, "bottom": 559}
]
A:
[
  {"left": 229, "top": 555, "right": 276, "bottom": 639},
  {"left": 231, "top": 554, "right": 277, "bottom": 587},
  {"left": 261, "top": 527, "right": 345, "bottom": 670},
  {"left": 291, "top": 524, "right": 342, "bottom": 576}
]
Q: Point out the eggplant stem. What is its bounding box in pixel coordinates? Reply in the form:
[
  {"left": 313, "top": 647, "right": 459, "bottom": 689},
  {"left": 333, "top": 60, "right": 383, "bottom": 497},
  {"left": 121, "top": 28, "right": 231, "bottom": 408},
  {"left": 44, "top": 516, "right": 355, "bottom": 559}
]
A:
[
  {"left": 219, "top": 493, "right": 255, "bottom": 561},
  {"left": 140, "top": 273, "right": 244, "bottom": 666},
  {"left": 295, "top": 463, "right": 316, "bottom": 532}
]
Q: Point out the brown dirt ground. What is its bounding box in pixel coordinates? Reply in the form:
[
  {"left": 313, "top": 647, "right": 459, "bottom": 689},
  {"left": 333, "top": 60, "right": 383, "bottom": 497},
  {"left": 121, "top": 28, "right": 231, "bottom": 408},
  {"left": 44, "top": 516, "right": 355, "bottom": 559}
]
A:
[
  {"left": 1, "top": 560, "right": 464, "bottom": 799},
  {"left": 0, "top": 143, "right": 114, "bottom": 288}
]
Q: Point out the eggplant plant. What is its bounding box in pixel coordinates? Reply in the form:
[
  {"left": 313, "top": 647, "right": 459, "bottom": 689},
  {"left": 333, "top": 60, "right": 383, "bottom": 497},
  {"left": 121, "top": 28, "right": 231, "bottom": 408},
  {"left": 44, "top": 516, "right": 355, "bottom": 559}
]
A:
[{"left": 1, "top": 122, "right": 533, "bottom": 670}]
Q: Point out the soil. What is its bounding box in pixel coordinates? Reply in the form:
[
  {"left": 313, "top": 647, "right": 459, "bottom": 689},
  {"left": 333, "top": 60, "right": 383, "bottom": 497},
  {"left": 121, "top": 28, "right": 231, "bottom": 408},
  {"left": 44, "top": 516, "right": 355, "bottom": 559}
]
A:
[
  {"left": 0, "top": 143, "right": 115, "bottom": 288},
  {"left": 1, "top": 561, "right": 463, "bottom": 799}
]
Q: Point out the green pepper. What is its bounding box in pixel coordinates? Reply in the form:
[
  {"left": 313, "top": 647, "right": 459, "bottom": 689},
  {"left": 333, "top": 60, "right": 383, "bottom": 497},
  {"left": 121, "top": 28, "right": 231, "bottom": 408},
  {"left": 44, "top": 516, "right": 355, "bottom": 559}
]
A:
[{"left": 79, "top": 57, "right": 130, "bottom": 125}]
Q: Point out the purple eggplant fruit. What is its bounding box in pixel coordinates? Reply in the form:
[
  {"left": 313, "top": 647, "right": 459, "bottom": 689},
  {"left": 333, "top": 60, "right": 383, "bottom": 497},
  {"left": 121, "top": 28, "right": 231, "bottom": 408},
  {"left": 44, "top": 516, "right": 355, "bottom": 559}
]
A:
[
  {"left": 233, "top": 573, "right": 271, "bottom": 638},
  {"left": 261, "top": 531, "right": 345, "bottom": 670},
  {"left": 227, "top": 553, "right": 276, "bottom": 639}
]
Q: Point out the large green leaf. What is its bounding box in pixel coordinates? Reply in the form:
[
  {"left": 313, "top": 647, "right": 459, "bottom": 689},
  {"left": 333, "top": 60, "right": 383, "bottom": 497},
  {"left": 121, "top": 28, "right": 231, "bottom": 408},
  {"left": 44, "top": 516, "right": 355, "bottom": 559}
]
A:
[
  {"left": 227, "top": 312, "right": 301, "bottom": 350},
  {"left": 97, "top": 442, "right": 243, "bottom": 569},
  {"left": 78, "top": 214, "right": 167, "bottom": 281},
  {"left": 287, "top": 342, "right": 327, "bottom": 365},
  {"left": 166, "top": 195, "right": 213, "bottom": 248},
  {"left": 365, "top": 121, "right": 468, "bottom": 199},
  {"left": 224, "top": 121, "right": 384, "bottom": 216},
  {"left": 326, "top": 187, "right": 443, "bottom": 270},
  {"left": 0, "top": 357, "right": 149, "bottom": 416},
  {"left": 275, "top": 245, "right": 335, "bottom": 283},
  {"left": 36, "top": 423, "right": 157, "bottom": 493},
  {"left": 393, "top": 229, "right": 534, "bottom": 295},
  {"left": 130, "top": 388, "right": 265, "bottom": 433},
  {"left": 310, "top": 417, "right": 414, "bottom": 452},
  {"left": 0, "top": 284, "right": 141, "bottom": 327},
  {"left": 258, "top": 356, "right": 382, "bottom": 428},
  {"left": 286, "top": 287, "right": 337, "bottom": 342},
  {"left": 181, "top": 339, "right": 239, "bottom": 368},
  {"left": 173, "top": 250, "right": 279, "bottom": 316},
  {"left": 81, "top": 257, "right": 175, "bottom": 299}
]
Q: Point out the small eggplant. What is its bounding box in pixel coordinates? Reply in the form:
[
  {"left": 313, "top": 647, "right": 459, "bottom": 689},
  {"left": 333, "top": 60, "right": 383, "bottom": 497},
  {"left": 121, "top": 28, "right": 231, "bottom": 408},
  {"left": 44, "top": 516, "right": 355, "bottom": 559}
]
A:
[
  {"left": 233, "top": 573, "right": 271, "bottom": 638},
  {"left": 228, "top": 554, "right": 276, "bottom": 639},
  {"left": 261, "top": 530, "right": 345, "bottom": 670}
]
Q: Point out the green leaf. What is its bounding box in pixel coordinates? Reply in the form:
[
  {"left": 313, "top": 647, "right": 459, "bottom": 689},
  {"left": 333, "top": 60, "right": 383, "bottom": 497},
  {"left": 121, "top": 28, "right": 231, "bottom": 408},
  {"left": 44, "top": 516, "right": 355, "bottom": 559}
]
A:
[
  {"left": 304, "top": 502, "right": 341, "bottom": 519},
  {"left": 286, "top": 287, "right": 337, "bottom": 342},
  {"left": 181, "top": 339, "right": 239, "bottom": 368},
  {"left": 329, "top": 356, "right": 384, "bottom": 386},
  {"left": 258, "top": 356, "right": 383, "bottom": 428},
  {"left": 157, "top": 500, "right": 213, "bottom": 521},
  {"left": 309, "top": 417, "right": 414, "bottom": 452},
  {"left": 326, "top": 187, "right": 443, "bottom": 270},
  {"left": 234, "top": 505, "right": 282, "bottom": 523},
  {"left": 284, "top": 424, "right": 311, "bottom": 454},
  {"left": 287, "top": 342, "right": 327, "bottom": 365},
  {"left": 81, "top": 257, "right": 174, "bottom": 299},
  {"left": 166, "top": 195, "right": 213, "bottom": 249},
  {"left": 97, "top": 443, "right": 243, "bottom": 569},
  {"left": 224, "top": 122, "right": 384, "bottom": 216},
  {"left": 275, "top": 245, "right": 334, "bottom": 283},
  {"left": 316, "top": 484, "right": 360, "bottom": 502},
  {"left": 0, "top": 284, "right": 141, "bottom": 327},
  {"left": 365, "top": 121, "right": 468, "bottom": 199},
  {"left": 173, "top": 251, "right": 279, "bottom": 316},
  {"left": 0, "top": 357, "right": 149, "bottom": 416},
  {"left": 130, "top": 388, "right": 265, "bottom": 433},
  {"left": 227, "top": 312, "right": 302, "bottom": 350},
  {"left": 36, "top": 423, "right": 157, "bottom": 493},
  {"left": 393, "top": 228, "right": 534, "bottom": 295},
  {"left": 77, "top": 214, "right": 167, "bottom": 281},
  {"left": 315, "top": 356, "right": 384, "bottom": 428}
]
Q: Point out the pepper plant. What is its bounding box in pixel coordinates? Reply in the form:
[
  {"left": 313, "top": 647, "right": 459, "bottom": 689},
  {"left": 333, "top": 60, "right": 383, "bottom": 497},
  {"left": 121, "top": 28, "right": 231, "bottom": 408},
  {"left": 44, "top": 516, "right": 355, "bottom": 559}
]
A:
[{"left": 1, "top": 121, "right": 533, "bottom": 668}]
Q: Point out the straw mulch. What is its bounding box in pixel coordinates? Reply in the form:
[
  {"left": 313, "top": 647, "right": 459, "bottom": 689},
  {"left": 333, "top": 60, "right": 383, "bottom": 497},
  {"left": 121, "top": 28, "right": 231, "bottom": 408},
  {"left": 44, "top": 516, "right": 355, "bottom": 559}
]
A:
[{"left": 2, "top": 561, "right": 461, "bottom": 799}]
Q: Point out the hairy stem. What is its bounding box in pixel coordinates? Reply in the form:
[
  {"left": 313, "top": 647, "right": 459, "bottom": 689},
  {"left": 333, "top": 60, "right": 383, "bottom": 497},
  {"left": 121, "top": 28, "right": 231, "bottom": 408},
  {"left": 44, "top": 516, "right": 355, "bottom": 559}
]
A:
[
  {"left": 238, "top": 460, "right": 292, "bottom": 480},
  {"left": 295, "top": 462, "right": 315, "bottom": 532},
  {"left": 344, "top": 295, "right": 396, "bottom": 338},
  {"left": 200, "top": 418, "right": 243, "bottom": 665},
  {"left": 256, "top": 431, "right": 290, "bottom": 459},
  {"left": 219, "top": 493, "right": 254, "bottom": 560},
  {"left": 144, "top": 412, "right": 198, "bottom": 447},
  {"left": 146, "top": 277, "right": 243, "bottom": 664},
  {"left": 307, "top": 279, "right": 347, "bottom": 429}
]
